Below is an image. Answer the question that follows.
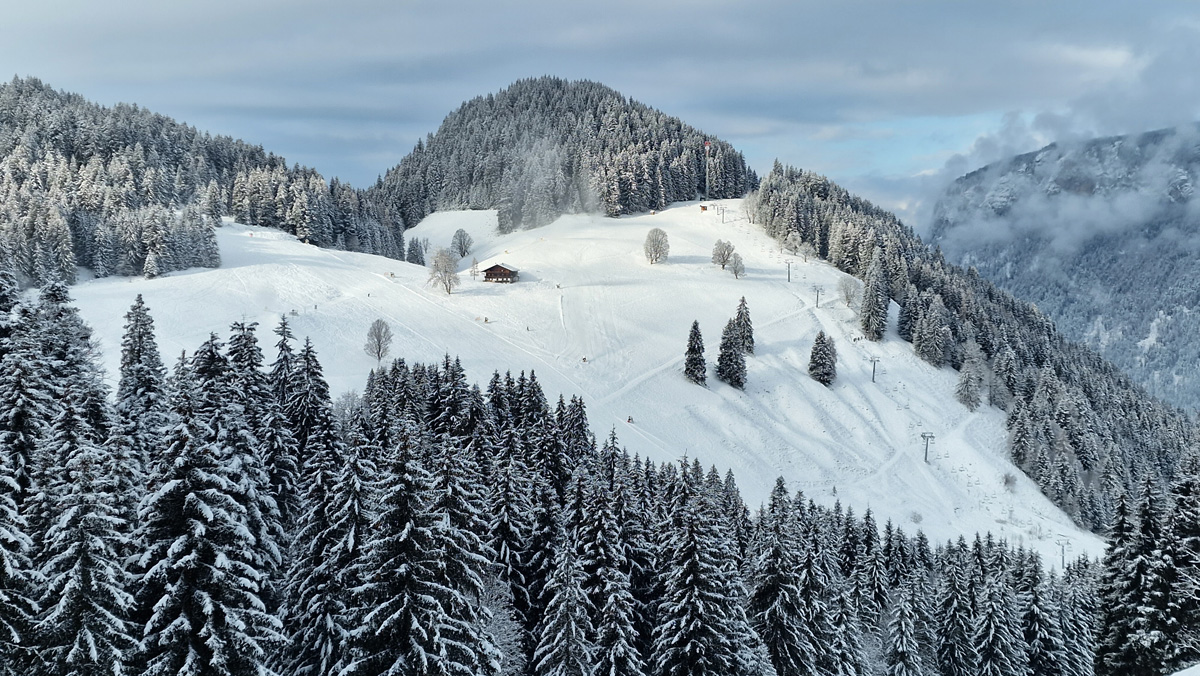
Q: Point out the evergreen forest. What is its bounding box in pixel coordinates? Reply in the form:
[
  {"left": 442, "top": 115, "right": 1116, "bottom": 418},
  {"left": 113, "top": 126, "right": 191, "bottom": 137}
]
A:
[{"left": 1, "top": 275, "right": 1195, "bottom": 676}]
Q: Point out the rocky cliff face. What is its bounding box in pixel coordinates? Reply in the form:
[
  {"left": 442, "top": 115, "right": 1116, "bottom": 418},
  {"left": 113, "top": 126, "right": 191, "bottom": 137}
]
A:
[{"left": 931, "top": 125, "right": 1200, "bottom": 408}]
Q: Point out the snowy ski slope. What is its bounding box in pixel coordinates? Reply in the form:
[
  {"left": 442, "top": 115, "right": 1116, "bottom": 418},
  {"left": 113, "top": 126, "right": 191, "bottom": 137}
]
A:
[{"left": 69, "top": 199, "right": 1104, "bottom": 563}]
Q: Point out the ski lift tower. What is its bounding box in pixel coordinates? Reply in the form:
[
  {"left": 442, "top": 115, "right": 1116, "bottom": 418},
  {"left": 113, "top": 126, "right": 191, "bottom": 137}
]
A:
[{"left": 704, "top": 140, "right": 711, "bottom": 201}]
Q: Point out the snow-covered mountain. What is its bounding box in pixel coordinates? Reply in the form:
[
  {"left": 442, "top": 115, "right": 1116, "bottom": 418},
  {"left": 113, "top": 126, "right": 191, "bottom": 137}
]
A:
[
  {"left": 370, "top": 77, "right": 756, "bottom": 232},
  {"left": 930, "top": 125, "right": 1200, "bottom": 408},
  {"left": 68, "top": 199, "right": 1103, "bottom": 562}
]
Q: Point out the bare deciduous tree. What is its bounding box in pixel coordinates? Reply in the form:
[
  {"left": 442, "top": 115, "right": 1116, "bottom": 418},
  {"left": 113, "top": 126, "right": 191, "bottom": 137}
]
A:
[
  {"left": 798, "top": 242, "right": 816, "bottom": 262},
  {"left": 839, "top": 276, "right": 859, "bottom": 307},
  {"left": 451, "top": 228, "right": 474, "bottom": 258},
  {"left": 364, "top": 318, "right": 393, "bottom": 364},
  {"left": 712, "top": 239, "right": 735, "bottom": 269},
  {"left": 741, "top": 192, "right": 758, "bottom": 224},
  {"left": 783, "top": 231, "right": 803, "bottom": 255},
  {"left": 644, "top": 227, "right": 670, "bottom": 264},
  {"left": 428, "top": 247, "right": 461, "bottom": 294},
  {"left": 730, "top": 253, "right": 745, "bottom": 279},
  {"left": 470, "top": 257, "right": 479, "bottom": 280}
]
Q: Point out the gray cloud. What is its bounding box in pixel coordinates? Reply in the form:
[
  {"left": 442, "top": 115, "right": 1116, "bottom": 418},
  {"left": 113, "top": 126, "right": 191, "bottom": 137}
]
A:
[{"left": 3, "top": 1, "right": 1197, "bottom": 195}]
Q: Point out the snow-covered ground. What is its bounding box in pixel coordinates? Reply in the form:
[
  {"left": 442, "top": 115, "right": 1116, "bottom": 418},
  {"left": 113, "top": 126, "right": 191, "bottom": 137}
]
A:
[{"left": 69, "top": 199, "right": 1105, "bottom": 563}]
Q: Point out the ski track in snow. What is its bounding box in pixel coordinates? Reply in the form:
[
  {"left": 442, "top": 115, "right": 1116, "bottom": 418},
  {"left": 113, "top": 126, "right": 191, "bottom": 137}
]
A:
[{"left": 69, "top": 201, "right": 1105, "bottom": 563}]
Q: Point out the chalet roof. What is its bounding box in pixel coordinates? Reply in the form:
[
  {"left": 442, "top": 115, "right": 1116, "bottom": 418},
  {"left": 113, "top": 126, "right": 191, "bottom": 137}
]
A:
[{"left": 483, "top": 263, "right": 518, "bottom": 273}]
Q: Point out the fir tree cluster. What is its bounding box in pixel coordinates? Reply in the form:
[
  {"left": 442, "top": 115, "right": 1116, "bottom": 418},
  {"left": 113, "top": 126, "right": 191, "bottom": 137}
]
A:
[
  {"left": 688, "top": 298, "right": 753, "bottom": 390},
  {"left": 751, "top": 162, "right": 1197, "bottom": 534},
  {"left": 0, "top": 77, "right": 405, "bottom": 287},
  {"left": 1093, "top": 472, "right": 1200, "bottom": 676},
  {"left": 371, "top": 77, "right": 758, "bottom": 233}
]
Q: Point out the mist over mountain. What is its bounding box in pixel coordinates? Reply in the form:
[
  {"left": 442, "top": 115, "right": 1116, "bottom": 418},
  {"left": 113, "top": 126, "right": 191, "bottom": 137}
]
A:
[{"left": 930, "top": 124, "right": 1200, "bottom": 408}]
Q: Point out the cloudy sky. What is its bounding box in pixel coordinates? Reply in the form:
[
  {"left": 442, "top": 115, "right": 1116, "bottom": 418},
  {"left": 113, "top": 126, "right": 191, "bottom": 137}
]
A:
[{"left": 4, "top": 0, "right": 1199, "bottom": 228}]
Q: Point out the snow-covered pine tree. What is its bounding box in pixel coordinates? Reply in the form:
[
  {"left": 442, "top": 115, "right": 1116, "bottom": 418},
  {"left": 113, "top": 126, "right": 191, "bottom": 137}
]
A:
[
  {"left": 427, "top": 354, "right": 471, "bottom": 444},
  {"left": 33, "top": 388, "right": 136, "bottom": 676},
  {"left": 734, "top": 297, "right": 754, "bottom": 355},
  {"left": 590, "top": 512, "right": 644, "bottom": 676},
  {"left": 972, "top": 574, "right": 1023, "bottom": 676},
  {"left": 282, "top": 410, "right": 373, "bottom": 676},
  {"left": 341, "top": 415, "right": 445, "bottom": 676},
  {"left": 896, "top": 284, "right": 919, "bottom": 343},
  {"left": 286, "top": 338, "right": 339, "bottom": 464},
  {"left": 533, "top": 520, "right": 594, "bottom": 676},
  {"left": 652, "top": 466, "right": 741, "bottom": 676},
  {"left": 560, "top": 396, "right": 595, "bottom": 462},
  {"left": 934, "top": 548, "right": 977, "bottom": 676},
  {"left": 684, "top": 321, "right": 706, "bottom": 385},
  {"left": 808, "top": 331, "right": 836, "bottom": 386},
  {"left": 1022, "top": 574, "right": 1066, "bottom": 676},
  {"left": 1096, "top": 488, "right": 1167, "bottom": 676},
  {"left": 884, "top": 577, "right": 925, "bottom": 676},
  {"left": 523, "top": 373, "right": 573, "bottom": 500},
  {"left": 406, "top": 237, "right": 426, "bottom": 266},
  {"left": 793, "top": 537, "right": 834, "bottom": 673},
  {"left": 487, "top": 447, "right": 536, "bottom": 660},
  {"left": 0, "top": 305, "right": 56, "bottom": 504},
  {"left": 228, "top": 320, "right": 301, "bottom": 535},
  {"left": 859, "top": 248, "right": 888, "bottom": 341},
  {"left": 716, "top": 319, "right": 747, "bottom": 389},
  {"left": 202, "top": 180, "right": 225, "bottom": 219},
  {"left": 191, "top": 333, "right": 286, "bottom": 617},
  {"left": 748, "top": 479, "right": 813, "bottom": 676},
  {"left": 1056, "top": 568, "right": 1097, "bottom": 676},
  {"left": 255, "top": 395, "right": 300, "bottom": 536},
  {"left": 426, "top": 435, "right": 501, "bottom": 676},
  {"left": 614, "top": 454, "right": 659, "bottom": 665},
  {"left": 0, "top": 411, "right": 36, "bottom": 675},
  {"left": 576, "top": 442, "right": 642, "bottom": 676},
  {"left": 35, "top": 283, "right": 111, "bottom": 444},
  {"left": 1122, "top": 481, "right": 1180, "bottom": 675},
  {"left": 519, "top": 480, "right": 563, "bottom": 668},
  {"left": 269, "top": 315, "right": 296, "bottom": 409},
  {"left": 912, "top": 295, "right": 948, "bottom": 368},
  {"left": 134, "top": 353, "right": 281, "bottom": 676},
  {"left": 955, "top": 338, "right": 984, "bottom": 411},
  {"left": 825, "top": 585, "right": 866, "bottom": 676},
  {"left": 1170, "top": 454, "right": 1200, "bottom": 669},
  {"left": 111, "top": 295, "right": 165, "bottom": 522}
]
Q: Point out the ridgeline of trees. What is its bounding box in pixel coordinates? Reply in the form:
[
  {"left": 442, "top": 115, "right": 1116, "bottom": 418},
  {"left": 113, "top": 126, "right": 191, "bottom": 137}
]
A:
[
  {"left": 0, "top": 76, "right": 764, "bottom": 286},
  {"left": 369, "top": 77, "right": 758, "bottom": 233},
  {"left": 750, "top": 162, "right": 1197, "bottom": 535},
  {"left": 0, "top": 76, "right": 406, "bottom": 287}
]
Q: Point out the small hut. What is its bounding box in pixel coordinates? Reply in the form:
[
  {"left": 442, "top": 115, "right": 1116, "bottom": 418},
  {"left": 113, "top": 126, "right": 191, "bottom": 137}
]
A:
[{"left": 483, "top": 263, "right": 519, "bottom": 283}]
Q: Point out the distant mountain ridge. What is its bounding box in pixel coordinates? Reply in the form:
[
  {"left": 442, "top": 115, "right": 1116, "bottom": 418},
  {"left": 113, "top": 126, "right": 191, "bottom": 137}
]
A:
[
  {"left": 370, "top": 76, "right": 757, "bottom": 232},
  {"left": 930, "top": 124, "right": 1200, "bottom": 408}
]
